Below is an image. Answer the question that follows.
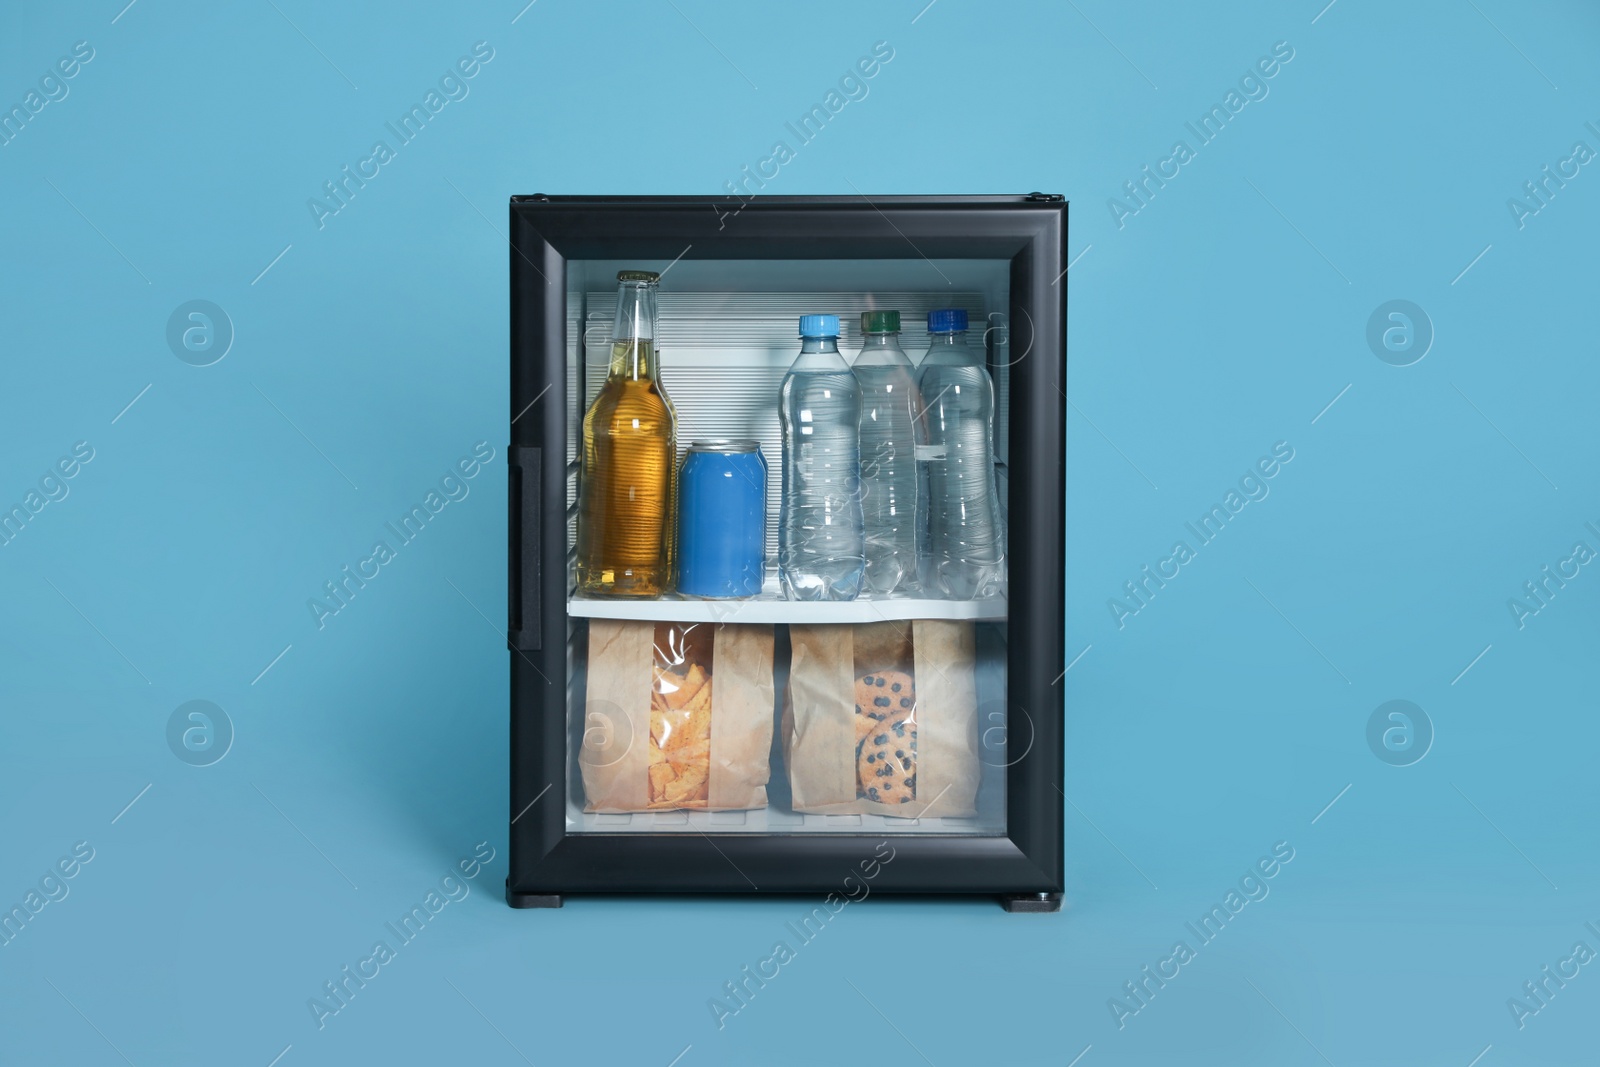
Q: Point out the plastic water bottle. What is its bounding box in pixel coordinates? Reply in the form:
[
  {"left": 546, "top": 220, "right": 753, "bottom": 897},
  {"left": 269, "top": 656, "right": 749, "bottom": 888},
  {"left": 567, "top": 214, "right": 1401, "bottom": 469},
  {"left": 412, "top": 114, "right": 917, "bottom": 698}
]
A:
[
  {"left": 779, "top": 314, "right": 865, "bottom": 601},
  {"left": 918, "top": 309, "right": 1004, "bottom": 598},
  {"left": 852, "top": 310, "right": 920, "bottom": 596}
]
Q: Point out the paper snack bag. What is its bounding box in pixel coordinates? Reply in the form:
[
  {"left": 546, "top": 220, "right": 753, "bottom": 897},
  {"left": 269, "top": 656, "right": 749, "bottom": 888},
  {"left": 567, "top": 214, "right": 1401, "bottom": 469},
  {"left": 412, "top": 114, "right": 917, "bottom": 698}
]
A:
[
  {"left": 580, "top": 620, "right": 775, "bottom": 812},
  {"left": 783, "top": 620, "right": 980, "bottom": 818}
]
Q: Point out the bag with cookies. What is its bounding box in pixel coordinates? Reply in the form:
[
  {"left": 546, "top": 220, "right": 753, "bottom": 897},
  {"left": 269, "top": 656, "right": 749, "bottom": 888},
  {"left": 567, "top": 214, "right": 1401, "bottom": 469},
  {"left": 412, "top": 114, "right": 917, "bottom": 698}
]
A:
[
  {"left": 782, "top": 620, "right": 981, "bottom": 818},
  {"left": 579, "top": 620, "right": 775, "bottom": 812}
]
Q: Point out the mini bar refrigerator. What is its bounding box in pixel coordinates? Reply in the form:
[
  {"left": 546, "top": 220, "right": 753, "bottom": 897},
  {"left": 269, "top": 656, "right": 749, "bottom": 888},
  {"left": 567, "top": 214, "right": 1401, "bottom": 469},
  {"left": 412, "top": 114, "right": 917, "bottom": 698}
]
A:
[{"left": 507, "top": 194, "right": 1066, "bottom": 911}]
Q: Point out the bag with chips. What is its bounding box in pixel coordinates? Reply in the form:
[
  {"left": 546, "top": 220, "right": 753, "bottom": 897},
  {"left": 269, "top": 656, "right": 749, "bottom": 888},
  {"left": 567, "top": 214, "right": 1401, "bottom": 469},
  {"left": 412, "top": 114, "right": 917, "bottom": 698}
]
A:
[
  {"left": 783, "top": 620, "right": 981, "bottom": 818},
  {"left": 580, "top": 620, "right": 775, "bottom": 812}
]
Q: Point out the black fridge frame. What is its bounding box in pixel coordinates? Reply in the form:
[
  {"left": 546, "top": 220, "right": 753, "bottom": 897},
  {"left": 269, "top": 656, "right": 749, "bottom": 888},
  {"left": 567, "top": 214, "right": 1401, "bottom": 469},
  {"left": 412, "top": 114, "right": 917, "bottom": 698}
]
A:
[{"left": 507, "top": 194, "right": 1066, "bottom": 910}]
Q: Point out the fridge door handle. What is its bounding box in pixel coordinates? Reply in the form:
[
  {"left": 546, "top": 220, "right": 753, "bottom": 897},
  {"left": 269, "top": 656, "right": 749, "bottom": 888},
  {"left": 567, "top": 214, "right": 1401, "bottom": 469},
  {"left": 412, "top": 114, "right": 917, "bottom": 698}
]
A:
[{"left": 508, "top": 445, "right": 541, "bottom": 651}]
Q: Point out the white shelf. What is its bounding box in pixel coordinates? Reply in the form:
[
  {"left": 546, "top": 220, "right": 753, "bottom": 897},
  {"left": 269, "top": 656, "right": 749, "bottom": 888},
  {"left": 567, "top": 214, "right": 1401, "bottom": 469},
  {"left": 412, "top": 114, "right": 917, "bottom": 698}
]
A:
[{"left": 567, "top": 583, "right": 1006, "bottom": 624}]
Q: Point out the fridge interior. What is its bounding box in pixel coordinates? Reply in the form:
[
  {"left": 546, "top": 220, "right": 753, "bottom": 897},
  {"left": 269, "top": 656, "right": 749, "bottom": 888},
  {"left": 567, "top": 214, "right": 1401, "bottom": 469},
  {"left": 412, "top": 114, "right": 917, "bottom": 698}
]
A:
[{"left": 561, "top": 257, "right": 1013, "bottom": 835}]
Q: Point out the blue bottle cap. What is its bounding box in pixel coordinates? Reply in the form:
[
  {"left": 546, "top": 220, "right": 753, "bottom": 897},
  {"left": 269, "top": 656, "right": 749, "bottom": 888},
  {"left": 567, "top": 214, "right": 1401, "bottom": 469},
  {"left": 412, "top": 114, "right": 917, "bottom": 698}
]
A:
[
  {"left": 927, "top": 308, "right": 968, "bottom": 333},
  {"left": 799, "top": 314, "right": 840, "bottom": 338}
]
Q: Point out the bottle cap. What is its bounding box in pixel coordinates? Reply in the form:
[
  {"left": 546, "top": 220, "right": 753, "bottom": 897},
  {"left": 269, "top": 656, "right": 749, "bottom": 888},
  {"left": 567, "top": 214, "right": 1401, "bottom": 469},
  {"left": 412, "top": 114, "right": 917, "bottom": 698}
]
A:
[
  {"left": 799, "top": 314, "right": 840, "bottom": 338},
  {"left": 860, "top": 310, "right": 900, "bottom": 334},
  {"left": 927, "top": 308, "right": 968, "bottom": 333},
  {"left": 617, "top": 270, "right": 660, "bottom": 283}
]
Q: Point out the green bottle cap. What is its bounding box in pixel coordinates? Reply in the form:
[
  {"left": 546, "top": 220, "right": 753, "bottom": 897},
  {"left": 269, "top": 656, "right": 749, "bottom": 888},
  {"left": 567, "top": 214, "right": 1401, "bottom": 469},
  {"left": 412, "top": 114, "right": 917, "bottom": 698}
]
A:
[{"left": 860, "top": 310, "right": 900, "bottom": 334}]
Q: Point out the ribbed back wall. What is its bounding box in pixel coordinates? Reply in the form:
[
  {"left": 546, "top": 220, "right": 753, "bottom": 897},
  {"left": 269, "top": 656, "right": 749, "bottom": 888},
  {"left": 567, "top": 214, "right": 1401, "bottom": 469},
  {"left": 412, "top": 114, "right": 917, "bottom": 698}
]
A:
[{"left": 565, "top": 290, "right": 1000, "bottom": 575}]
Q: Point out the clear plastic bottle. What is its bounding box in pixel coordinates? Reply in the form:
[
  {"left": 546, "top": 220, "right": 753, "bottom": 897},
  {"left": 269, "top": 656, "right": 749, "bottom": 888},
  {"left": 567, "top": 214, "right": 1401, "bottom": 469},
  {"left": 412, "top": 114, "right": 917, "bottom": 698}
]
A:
[
  {"left": 917, "top": 309, "right": 1004, "bottom": 599},
  {"left": 852, "top": 310, "right": 920, "bottom": 596},
  {"left": 779, "top": 314, "right": 865, "bottom": 601}
]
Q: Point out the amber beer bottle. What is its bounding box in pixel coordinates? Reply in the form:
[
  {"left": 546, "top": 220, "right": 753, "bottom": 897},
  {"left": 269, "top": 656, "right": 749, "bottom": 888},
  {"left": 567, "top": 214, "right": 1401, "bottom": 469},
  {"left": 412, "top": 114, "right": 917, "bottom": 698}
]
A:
[{"left": 576, "top": 270, "right": 678, "bottom": 596}]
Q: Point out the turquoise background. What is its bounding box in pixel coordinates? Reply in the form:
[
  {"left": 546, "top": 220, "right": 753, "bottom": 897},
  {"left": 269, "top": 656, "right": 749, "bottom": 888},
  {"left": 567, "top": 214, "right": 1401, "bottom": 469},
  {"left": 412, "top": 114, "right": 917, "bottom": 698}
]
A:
[{"left": 2, "top": 1, "right": 1598, "bottom": 1064}]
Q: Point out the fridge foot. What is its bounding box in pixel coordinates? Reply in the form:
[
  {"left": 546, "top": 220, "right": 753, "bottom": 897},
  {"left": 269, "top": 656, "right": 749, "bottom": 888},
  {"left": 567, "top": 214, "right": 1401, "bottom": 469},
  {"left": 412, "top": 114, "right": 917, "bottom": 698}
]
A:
[
  {"left": 506, "top": 882, "right": 563, "bottom": 909},
  {"left": 1000, "top": 892, "right": 1061, "bottom": 914}
]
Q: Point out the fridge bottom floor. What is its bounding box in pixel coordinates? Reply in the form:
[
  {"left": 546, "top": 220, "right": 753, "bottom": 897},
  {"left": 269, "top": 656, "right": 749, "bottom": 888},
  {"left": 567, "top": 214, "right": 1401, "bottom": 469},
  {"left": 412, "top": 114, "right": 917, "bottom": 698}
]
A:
[{"left": 566, "top": 806, "right": 1005, "bottom": 835}]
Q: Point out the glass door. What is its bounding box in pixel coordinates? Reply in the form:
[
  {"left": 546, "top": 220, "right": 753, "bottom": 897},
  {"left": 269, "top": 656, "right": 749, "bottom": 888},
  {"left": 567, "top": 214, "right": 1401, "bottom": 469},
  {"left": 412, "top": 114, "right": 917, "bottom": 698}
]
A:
[{"left": 560, "top": 258, "right": 1014, "bottom": 837}]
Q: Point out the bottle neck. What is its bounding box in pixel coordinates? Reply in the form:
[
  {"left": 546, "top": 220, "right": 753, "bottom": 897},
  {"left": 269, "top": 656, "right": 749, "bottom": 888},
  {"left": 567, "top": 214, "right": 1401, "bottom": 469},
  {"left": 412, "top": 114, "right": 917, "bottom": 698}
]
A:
[
  {"left": 610, "top": 282, "right": 659, "bottom": 379},
  {"left": 861, "top": 332, "right": 900, "bottom": 349},
  {"left": 929, "top": 330, "right": 967, "bottom": 347},
  {"left": 800, "top": 335, "right": 840, "bottom": 355}
]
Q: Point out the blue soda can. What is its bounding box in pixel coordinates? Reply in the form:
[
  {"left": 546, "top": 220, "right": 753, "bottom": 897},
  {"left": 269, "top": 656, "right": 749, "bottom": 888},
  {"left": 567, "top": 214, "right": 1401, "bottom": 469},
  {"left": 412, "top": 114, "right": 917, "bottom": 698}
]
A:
[{"left": 677, "top": 440, "right": 767, "bottom": 599}]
